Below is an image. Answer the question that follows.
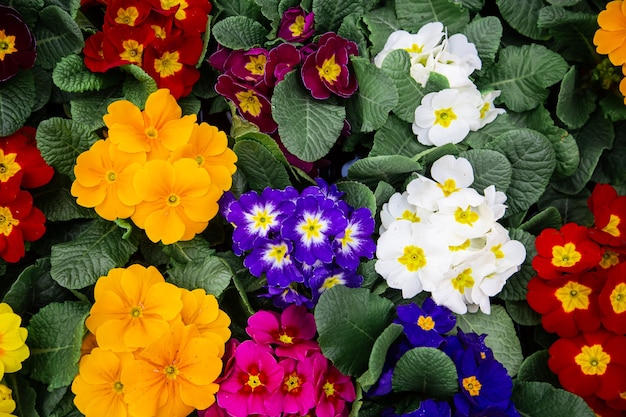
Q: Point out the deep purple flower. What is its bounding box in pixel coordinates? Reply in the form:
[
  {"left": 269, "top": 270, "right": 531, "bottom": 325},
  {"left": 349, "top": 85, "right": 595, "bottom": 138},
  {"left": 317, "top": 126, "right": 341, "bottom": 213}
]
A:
[
  {"left": 244, "top": 237, "right": 304, "bottom": 286},
  {"left": 301, "top": 177, "right": 345, "bottom": 202},
  {"left": 333, "top": 207, "right": 376, "bottom": 270},
  {"left": 0, "top": 5, "right": 36, "bottom": 82},
  {"left": 444, "top": 330, "right": 494, "bottom": 364},
  {"left": 224, "top": 47, "right": 269, "bottom": 83},
  {"left": 395, "top": 298, "right": 456, "bottom": 348},
  {"left": 264, "top": 43, "right": 301, "bottom": 87},
  {"left": 208, "top": 44, "right": 232, "bottom": 72},
  {"left": 308, "top": 266, "right": 363, "bottom": 302},
  {"left": 301, "top": 32, "right": 358, "bottom": 99},
  {"left": 278, "top": 7, "right": 315, "bottom": 42},
  {"left": 263, "top": 284, "right": 313, "bottom": 308},
  {"left": 383, "top": 399, "right": 452, "bottom": 417}
]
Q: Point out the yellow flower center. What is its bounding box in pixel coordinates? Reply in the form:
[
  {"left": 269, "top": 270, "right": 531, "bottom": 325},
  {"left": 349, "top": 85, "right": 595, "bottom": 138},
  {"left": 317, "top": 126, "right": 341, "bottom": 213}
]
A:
[
  {"left": 0, "top": 206, "right": 19, "bottom": 236},
  {"left": 278, "top": 332, "right": 293, "bottom": 344},
  {"left": 322, "top": 275, "right": 342, "bottom": 290},
  {"left": 164, "top": 365, "right": 179, "bottom": 380},
  {"left": 322, "top": 381, "right": 336, "bottom": 397},
  {"left": 300, "top": 216, "right": 323, "bottom": 241},
  {"left": 555, "top": 281, "right": 591, "bottom": 313},
  {"left": 160, "top": 0, "right": 179, "bottom": 10},
  {"left": 112, "top": 381, "right": 124, "bottom": 394},
  {"left": 454, "top": 206, "right": 479, "bottom": 226},
  {"left": 235, "top": 90, "right": 262, "bottom": 117},
  {"left": 317, "top": 55, "right": 341, "bottom": 84},
  {"left": 602, "top": 214, "right": 621, "bottom": 237},
  {"left": 449, "top": 239, "right": 471, "bottom": 252},
  {"left": 434, "top": 108, "right": 457, "bottom": 128},
  {"left": 452, "top": 268, "right": 474, "bottom": 293},
  {"left": 247, "top": 373, "right": 263, "bottom": 390},
  {"left": 575, "top": 344, "right": 610, "bottom": 375},
  {"left": 0, "top": 30, "right": 17, "bottom": 61},
  {"left": 154, "top": 51, "right": 182, "bottom": 78},
  {"left": 491, "top": 244, "right": 505, "bottom": 259},
  {"left": 105, "top": 170, "right": 117, "bottom": 183},
  {"left": 251, "top": 209, "right": 274, "bottom": 231},
  {"left": 145, "top": 126, "right": 158, "bottom": 139},
  {"left": 610, "top": 283, "right": 626, "bottom": 314},
  {"left": 417, "top": 315, "right": 435, "bottom": 331},
  {"left": 339, "top": 228, "right": 353, "bottom": 248},
  {"left": 194, "top": 155, "right": 204, "bottom": 166},
  {"left": 268, "top": 243, "right": 288, "bottom": 264},
  {"left": 175, "top": 0, "right": 188, "bottom": 20},
  {"left": 437, "top": 179, "right": 458, "bottom": 197},
  {"left": 0, "top": 151, "right": 21, "bottom": 182},
  {"left": 462, "top": 376, "right": 482, "bottom": 396},
  {"left": 115, "top": 7, "right": 139, "bottom": 26},
  {"left": 404, "top": 43, "right": 423, "bottom": 54},
  {"left": 245, "top": 55, "right": 266, "bottom": 76},
  {"left": 551, "top": 242, "right": 582, "bottom": 268},
  {"left": 167, "top": 194, "right": 180, "bottom": 207},
  {"left": 398, "top": 209, "right": 420, "bottom": 222},
  {"left": 284, "top": 373, "right": 302, "bottom": 392},
  {"left": 600, "top": 250, "right": 620, "bottom": 269},
  {"left": 289, "top": 15, "right": 306, "bottom": 37},
  {"left": 398, "top": 245, "right": 427, "bottom": 272},
  {"left": 129, "top": 306, "right": 143, "bottom": 318},
  {"left": 120, "top": 39, "right": 143, "bottom": 64},
  {"left": 479, "top": 102, "right": 490, "bottom": 119},
  {"left": 151, "top": 25, "right": 167, "bottom": 39}
]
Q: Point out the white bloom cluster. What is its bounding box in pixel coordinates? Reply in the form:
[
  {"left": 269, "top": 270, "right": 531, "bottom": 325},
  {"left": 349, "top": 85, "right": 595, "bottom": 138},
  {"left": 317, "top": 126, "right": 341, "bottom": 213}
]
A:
[
  {"left": 373, "top": 23, "right": 506, "bottom": 147},
  {"left": 374, "top": 155, "right": 526, "bottom": 315}
]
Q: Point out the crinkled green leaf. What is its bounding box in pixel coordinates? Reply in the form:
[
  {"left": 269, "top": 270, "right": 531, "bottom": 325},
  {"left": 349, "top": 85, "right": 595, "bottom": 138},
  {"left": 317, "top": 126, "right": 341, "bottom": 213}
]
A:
[
  {"left": 337, "top": 180, "right": 377, "bottom": 216},
  {"left": 5, "top": 374, "right": 39, "bottom": 417},
  {"left": 592, "top": 121, "right": 626, "bottom": 186},
  {"left": 27, "top": 301, "right": 91, "bottom": 389},
  {"left": 480, "top": 44, "right": 569, "bottom": 112},
  {"left": 600, "top": 95, "right": 626, "bottom": 122},
  {"left": 167, "top": 253, "right": 233, "bottom": 297},
  {"left": 6, "top": 0, "right": 43, "bottom": 26},
  {"left": 70, "top": 89, "right": 124, "bottom": 131},
  {"left": 463, "top": 15, "right": 503, "bottom": 69},
  {"left": 178, "top": 94, "right": 202, "bottom": 116},
  {"left": 34, "top": 175, "right": 96, "bottom": 222},
  {"left": 315, "top": 285, "right": 395, "bottom": 377},
  {"left": 518, "top": 206, "right": 563, "bottom": 236},
  {"left": 45, "top": 0, "right": 81, "bottom": 17},
  {"left": 537, "top": 6, "right": 598, "bottom": 63},
  {"left": 496, "top": 0, "right": 550, "bottom": 40},
  {"left": 460, "top": 148, "right": 512, "bottom": 194},
  {"left": 464, "top": 113, "right": 516, "bottom": 149},
  {"left": 214, "top": 0, "right": 263, "bottom": 19},
  {"left": 121, "top": 65, "right": 157, "bottom": 108},
  {"left": 557, "top": 66, "right": 596, "bottom": 129},
  {"left": 233, "top": 139, "right": 292, "bottom": 191},
  {"left": 50, "top": 219, "right": 139, "bottom": 289},
  {"left": 547, "top": 0, "right": 580, "bottom": 5},
  {"left": 357, "top": 323, "right": 403, "bottom": 388},
  {"left": 505, "top": 299, "right": 542, "bottom": 326},
  {"left": 312, "top": 0, "right": 364, "bottom": 33},
  {"left": 374, "top": 180, "right": 397, "bottom": 213},
  {"left": 346, "top": 56, "right": 397, "bottom": 133},
  {"left": 338, "top": 13, "right": 369, "bottom": 61},
  {"left": 512, "top": 381, "right": 595, "bottom": 417},
  {"left": 363, "top": 5, "right": 400, "bottom": 57},
  {"left": 460, "top": 0, "right": 484, "bottom": 11},
  {"left": 52, "top": 54, "right": 117, "bottom": 93},
  {"left": 255, "top": 0, "right": 280, "bottom": 21},
  {"left": 516, "top": 350, "right": 560, "bottom": 385},
  {"left": 392, "top": 347, "right": 459, "bottom": 397},
  {"left": 538, "top": 185, "right": 594, "bottom": 226},
  {"left": 348, "top": 155, "right": 422, "bottom": 189},
  {"left": 34, "top": 5, "right": 84, "bottom": 70},
  {"left": 212, "top": 15, "right": 269, "bottom": 50},
  {"left": 31, "top": 65, "right": 53, "bottom": 112},
  {"left": 498, "top": 228, "right": 536, "bottom": 301},
  {"left": 0, "top": 70, "right": 36, "bottom": 136},
  {"left": 455, "top": 305, "right": 523, "bottom": 377},
  {"left": 370, "top": 114, "right": 429, "bottom": 158},
  {"left": 395, "top": 0, "right": 469, "bottom": 34},
  {"left": 272, "top": 71, "right": 345, "bottom": 162}
]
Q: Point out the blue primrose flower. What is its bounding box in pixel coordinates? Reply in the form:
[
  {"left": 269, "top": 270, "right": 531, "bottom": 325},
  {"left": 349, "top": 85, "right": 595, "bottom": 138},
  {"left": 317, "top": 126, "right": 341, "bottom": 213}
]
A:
[
  {"left": 395, "top": 297, "right": 456, "bottom": 348},
  {"left": 382, "top": 399, "right": 452, "bottom": 417},
  {"left": 308, "top": 265, "right": 363, "bottom": 302},
  {"left": 262, "top": 284, "right": 313, "bottom": 308},
  {"left": 444, "top": 329, "right": 494, "bottom": 364},
  {"left": 333, "top": 206, "right": 377, "bottom": 270},
  {"left": 243, "top": 237, "right": 304, "bottom": 286}
]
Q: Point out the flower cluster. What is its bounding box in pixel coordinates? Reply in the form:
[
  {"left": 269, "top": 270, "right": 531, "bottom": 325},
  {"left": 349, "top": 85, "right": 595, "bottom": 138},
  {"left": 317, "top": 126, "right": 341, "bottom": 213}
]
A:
[
  {"left": 0, "top": 5, "right": 36, "bottom": 82},
  {"left": 0, "top": 127, "right": 53, "bottom": 262},
  {"left": 594, "top": 0, "right": 626, "bottom": 104},
  {"left": 374, "top": 23, "right": 505, "bottom": 147},
  {"left": 200, "top": 304, "right": 356, "bottom": 417},
  {"left": 375, "top": 154, "right": 526, "bottom": 314},
  {"left": 220, "top": 179, "right": 376, "bottom": 307},
  {"left": 72, "top": 264, "right": 231, "bottom": 417},
  {"left": 527, "top": 183, "right": 626, "bottom": 415},
  {"left": 81, "top": 0, "right": 212, "bottom": 98},
  {"left": 371, "top": 298, "right": 520, "bottom": 417},
  {"left": 71, "top": 88, "right": 237, "bottom": 244},
  {"left": 0, "top": 302, "right": 30, "bottom": 417}
]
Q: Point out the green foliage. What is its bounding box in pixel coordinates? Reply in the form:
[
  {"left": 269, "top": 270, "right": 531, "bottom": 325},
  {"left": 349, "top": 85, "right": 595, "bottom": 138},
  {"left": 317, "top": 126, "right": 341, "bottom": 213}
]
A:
[
  {"left": 52, "top": 55, "right": 119, "bottom": 93},
  {"left": 337, "top": 180, "right": 377, "bottom": 215},
  {"left": 557, "top": 66, "right": 597, "bottom": 129},
  {"left": 495, "top": 0, "right": 550, "bottom": 40},
  {"left": 313, "top": 0, "right": 364, "bottom": 33},
  {"left": 392, "top": 347, "right": 459, "bottom": 398},
  {"left": 233, "top": 139, "right": 292, "bottom": 191},
  {"left": 460, "top": 149, "right": 512, "bottom": 193},
  {"left": 212, "top": 16, "right": 270, "bottom": 50},
  {"left": 395, "top": 0, "right": 469, "bottom": 34},
  {"left": 357, "top": 323, "right": 403, "bottom": 388},
  {"left": 512, "top": 381, "right": 595, "bottom": 417},
  {"left": 370, "top": 114, "right": 430, "bottom": 157},
  {"left": 499, "top": 228, "right": 537, "bottom": 301},
  {"left": 0, "top": 70, "right": 36, "bottom": 136},
  {"left": 348, "top": 155, "right": 422, "bottom": 189},
  {"left": 33, "top": 6, "right": 84, "bottom": 70}
]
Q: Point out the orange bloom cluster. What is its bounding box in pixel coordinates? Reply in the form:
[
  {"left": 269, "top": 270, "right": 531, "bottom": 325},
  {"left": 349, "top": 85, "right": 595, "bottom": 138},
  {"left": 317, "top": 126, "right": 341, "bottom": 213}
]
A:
[
  {"left": 72, "top": 264, "right": 231, "bottom": 417},
  {"left": 71, "top": 88, "right": 237, "bottom": 244},
  {"left": 82, "top": 0, "right": 212, "bottom": 98},
  {"left": 594, "top": 0, "right": 626, "bottom": 104}
]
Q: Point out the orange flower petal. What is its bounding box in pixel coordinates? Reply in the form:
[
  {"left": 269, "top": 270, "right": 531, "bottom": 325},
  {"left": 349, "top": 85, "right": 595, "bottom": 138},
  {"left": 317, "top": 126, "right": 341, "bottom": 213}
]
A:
[
  {"left": 159, "top": 116, "right": 196, "bottom": 151},
  {"left": 71, "top": 181, "right": 107, "bottom": 208},
  {"left": 104, "top": 100, "right": 144, "bottom": 130},
  {"left": 609, "top": 41, "right": 626, "bottom": 65},
  {"left": 144, "top": 89, "right": 184, "bottom": 128},
  {"left": 143, "top": 208, "right": 187, "bottom": 244}
]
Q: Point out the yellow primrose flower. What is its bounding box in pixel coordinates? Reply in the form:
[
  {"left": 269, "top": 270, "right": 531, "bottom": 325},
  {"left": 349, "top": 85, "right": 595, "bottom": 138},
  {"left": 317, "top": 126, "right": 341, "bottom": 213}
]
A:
[
  {"left": 103, "top": 89, "right": 196, "bottom": 160},
  {"left": 0, "top": 303, "right": 29, "bottom": 379},
  {"left": 0, "top": 384, "right": 15, "bottom": 417},
  {"left": 71, "top": 139, "right": 145, "bottom": 221},
  {"left": 71, "top": 348, "right": 134, "bottom": 417},
  {"left": 169, "top": 122, "right": 237, "bottom": 192},
  {"left": 131, "top": 158, "right": 221, "bottom": 244},
  {"left": 179, "top": 288, "right": 231, "bottom": 357},
  {"left": 85, "top": 265, "right": 183, "bottom": 352}
]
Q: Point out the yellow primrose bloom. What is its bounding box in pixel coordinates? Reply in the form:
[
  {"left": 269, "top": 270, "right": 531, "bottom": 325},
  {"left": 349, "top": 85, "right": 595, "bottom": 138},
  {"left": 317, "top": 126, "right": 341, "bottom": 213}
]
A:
[
  {"left": 103, "top": 89, "right": 196, "bottom": 160},
  {"left": 85, "top": 265, "right": 183, "bottom": 352},
  {"left": 0, "top": 384, "right": 15, "bottom": 417},
  {"left": 179, "top": 288, "right": 231, "bottom": 357},
  {"left": 131, "top": 158, "right": 221, "bottom": 244},
  {"left": 122, "top": 321, "right": 222, "bottom": 417},
  {"left": 0, "top": 303, "right": 29, "bottom": 379},
  {"left": 71, "top": 139, "right": 145, "bottom": 221},
  {"left": 71, "top": 348, "right": 134, "bottom": 417},
  {"left": 169, "top": 122, "right": 237, "bottom": 192}
]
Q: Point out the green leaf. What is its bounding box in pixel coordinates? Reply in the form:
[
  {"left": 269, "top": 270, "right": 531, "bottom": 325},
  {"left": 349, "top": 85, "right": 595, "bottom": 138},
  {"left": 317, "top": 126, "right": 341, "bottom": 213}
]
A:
[
  {"left": 395, "top": 0, "right": 469, "bottom": 34},
  {"left": 557, "top": 66, "right": 596, "bottom": 129},
  {"left": 121, "top": 65, "right": 157, "bottom": 108},
  {"left": 27, "top": 301, "right": 91, "bottom": 390},
  {"left": 272, "top": 71, "right": 346, "bottom": 162},
  {"left": 460, "top": 149, "right": 512, "bottom": 194},
  {"left": 338, "top": 13, "right": 369, "bottom": 61},
  {"left": 255, "top": 0, "right": 280, "bottom": 21},
  {"left": 50, "top": 219, "right": 139, "bottom": 289},
  {"left": 600, "top": 94, "right": 626, "bottom": 122},
  {"left": 592, "top": 121, "right": 626, "bottom": 186},
  {"left": 537, "top": 6, "right": 599, "bottom": 63},
  {"left": 52, "top": 54, "right": 118, "bottom": 93},
  {"left": 512, "top": 381, "right": 595, "bottom": 417},
  {"left": 0, "top": 70, "right": 36, "bottom": 136},
  {"left": 214, "top": 0, "right": 263, "bottom": 19},
  {"left": 315, "top": 285, "right": 395, "bottom": 376},
  {"left": 363, "top": 5, "right": 400, "bottom": 57},
  {"left": 392, "top": 347, "right": 459, "bottom": 398},
  {"left": 167, "top": 253, "right": 233, "bottom": 297},
  {"left": 348, "top": 155, "right": 422, "bottom": 189},
  {"left": 5, "top": 374, "right": 40, "bottom": 417},
  {"left": 31, "top": 65, "right": 53, "bottom": 113},
  {"left": 479, "top": 44, "right": 569, "bottom": 112},
  {"left": 455, "top": 305, "right": 523, "bottom": 377},
  {"left": 553, "top": 111, "right": 615, "bottom": 195},
  {"left": 370, "top": 113, "right": 430, "bottom": 158},
  {"left": 336, "top": 180, "right": 377, "bottom": 216},
  {"left": 463, "top": 15, "right": 503, "bottom": 69},
  {"left": 517, "top": 350, "right": 560, "bottom": 385},
  {"left": 464, "top": 114, "right": 517, "bottom": 149},
  {"left": 498, "top": 228, "right": 536, "bottom": 301},
  {"left": 538, "top": 185, "right": 594, "bottom": 226},
  {"left": 496, "top": 0, "right": 550, "bottom": 40},
  {"left": 5, "top": 0, "right": 43, "bottom": 26},
  {"left": 357, "top": 323, "right": 403, "bottom": 388},
  {"left": 45, "top": 0, "right": 81, "bottom": 17},
  {"left": 34, "top": 5, "right": 84, "bottom": 70},
  {"left": 379, "top": 50, "right": 425, "bottom": 123},
  {"left": 347, "top": 56, "right": 398, "bottom": 133},
  {"left": 505, "top": 299, "right": 542, "bottom": 326},
  {"left": 36, "top": 118, "right": 99, "bottom": 180},
  {"left": 212, "top": 16, "right": 269, "bottom": 50},
  {"left": 34, "top": 175, "right": 96, "bottom": 222},
  {"left": 70, "top": 88, "right": 124, "bottom": 131},
  {"left": 312, "top": 0, "right": 364, "bottom": 33},
  {"left": 518, "top": 206, "right": 563, "bottom": 236},
  {"left": 233, "top": 139, "right": 292, "bottom": 191}
]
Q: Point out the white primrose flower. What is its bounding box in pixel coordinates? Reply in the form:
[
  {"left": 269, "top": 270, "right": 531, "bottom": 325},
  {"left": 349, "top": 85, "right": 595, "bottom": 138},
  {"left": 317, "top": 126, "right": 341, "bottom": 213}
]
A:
[
  {"left": 483, "top": 185, "right": 508, "bottom": 220},
  {"left": 379, "top": 191, "right": 432, "bottom": 234},
  {"left": 373, "top": 23, "right": 445, "bottom": 68},
  {"left": 375, "top": 220, "right": 451, "bottom": 298},
  {"left": 430, "top": 199, "right": 495, "bottom": 246},
  {"left": 413, "top": 88, "right": 482, "bottom": 146},
  {"left": 477, "top": 90, "right": 506, "bottom": 128},
  {"left": 481, "top": 223, "right": 527, "bottom": 292},
  {"left": 432, "top": 34, "right": 482, "bottom": 88},
  {"left": 409, "top": 51, "right": 439, "bottom": 86}
]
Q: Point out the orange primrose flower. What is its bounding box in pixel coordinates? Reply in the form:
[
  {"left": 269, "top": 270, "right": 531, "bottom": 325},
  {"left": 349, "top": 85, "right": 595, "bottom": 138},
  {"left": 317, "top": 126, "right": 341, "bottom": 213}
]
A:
[
  {"left": 594, "top": 1, "right": 626, "bottom": 66},
  {"left": 180, "top": 288, "right": 231, "bottom": 357}
]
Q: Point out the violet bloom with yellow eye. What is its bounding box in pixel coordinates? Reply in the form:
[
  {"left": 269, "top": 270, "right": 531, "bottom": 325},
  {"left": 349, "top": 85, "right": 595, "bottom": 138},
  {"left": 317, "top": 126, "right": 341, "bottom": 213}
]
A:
[
  {"left": 278, "top": 7, "right": 315, "bottom": 42},
  {"left": 395, "top": 297, "right": 456, "bottom": 348},
  {"left": 0, "top": 5, "right": 36, "bottom": 82}
]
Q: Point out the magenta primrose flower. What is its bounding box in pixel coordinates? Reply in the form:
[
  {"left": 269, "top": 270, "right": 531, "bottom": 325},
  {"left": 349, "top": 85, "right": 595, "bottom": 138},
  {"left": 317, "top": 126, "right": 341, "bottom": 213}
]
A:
[
  {"left": 225, "top": 47, "right": 269, "bottom": 84},
  {"left": 264, "top": 43, "right": 301, "bottom": 87},
  {"left": 278, "top": 7, "right": 315, "bottom": 42},
  {"left": 316, "top": 361, "right": 357, "bottom": 417},
  {"left": 301, "top": 32, "right": 358, "bottom": 99},
  {"left": 275, "top": 354, "right": 326, "bottom": 415}
]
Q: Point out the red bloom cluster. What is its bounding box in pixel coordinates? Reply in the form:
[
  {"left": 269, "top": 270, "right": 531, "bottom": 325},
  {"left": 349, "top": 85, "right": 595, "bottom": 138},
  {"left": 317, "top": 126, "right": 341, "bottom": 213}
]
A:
[
  {"left": 527, "top": 183, "right": 626, "bottom": 415},
  {"left": 0, "top": 127, "right": 53, "bottom": 262},
  {"left": 82, "top": 0, "right": 211, "bottom": 98}
]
